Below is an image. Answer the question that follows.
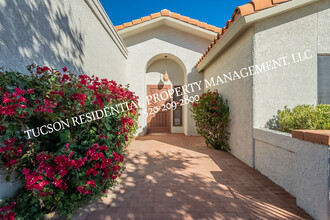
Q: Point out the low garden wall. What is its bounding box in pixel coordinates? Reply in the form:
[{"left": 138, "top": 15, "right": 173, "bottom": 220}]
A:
[
  {"left": 0, "top": 171, "right": 20, "bottom": 199},
  {"left": 253, "top": 128, "right": 329, "bottom": 220}
]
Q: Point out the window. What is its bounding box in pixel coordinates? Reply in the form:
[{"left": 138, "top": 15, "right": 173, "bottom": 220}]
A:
[
  {"left": 318, "top": 55, "right": 330, "bottom": 104},
  {"left": 173, "top": 86, "right": 182, "bottom": 126}
]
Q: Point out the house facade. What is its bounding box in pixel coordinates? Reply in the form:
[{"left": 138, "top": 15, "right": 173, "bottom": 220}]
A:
[
  {"left": 0, "top": 0, "right": 329, "bottom": 219},
  {"left": 115, "top": 12, "right": 219, "bottom": 136},
  {"left": 115, "top": 0, "right": 330, "bottom": 167}
]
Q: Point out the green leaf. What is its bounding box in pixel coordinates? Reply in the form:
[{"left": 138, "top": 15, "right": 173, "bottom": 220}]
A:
[
  {"left": 105, "top": 123, "right": 111, "bottom": 130},
  {"left": 31, "top": 206, "right": 37, "bottom": 213},
  {"left": 5, "top": 175, "right": 10, "bottom": 182}
]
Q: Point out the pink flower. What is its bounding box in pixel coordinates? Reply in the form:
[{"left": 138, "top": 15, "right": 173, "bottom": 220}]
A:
[
  {"left": 2, "top": 97, "right": 12, "bottom": 103},
  {"left": 87, "top": 180, "right": 96, "bottom": 188},
  {"left": 73, "top": 158, "right": 85, "bottom": 170},
  {"left": 62, "top": 67, "right": 67, "bottom": 72},
  {"left": 64, "top": 143, "right": 70, "bottom": 151},
  {"left": 5, "top": 211, "right": 16, "bottom": 220},
  {"left": 6, "top": 159, "right": 17, "bottom": 167},
  {"left": 27, "top": 89, "right": 34, "bottom": 94},
  {"left": 23, "top": 168, "right": 30, "bottom": 175},
  {"left": 14, "top": 88, "right": 25, "bottom": 95},
  {"left": 58, "top": 169, "right": 68, "bottom": 177},
  {"left": 17, "top": 96, "right": 26, "bottom": 102},
  {"left": 42, "top": 66, "right": 51, "bottom": 72},
  {"left": 53, "top": 178, "right": 63, "bottom": 187}
]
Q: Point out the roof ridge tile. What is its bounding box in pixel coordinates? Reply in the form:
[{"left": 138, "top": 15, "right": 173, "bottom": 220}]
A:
[
  {"left": 161, "top": 9, "right": 170, "bottom": 16},
  {"left": 115, "top": 10, "right": 221, "bottom": 34}
]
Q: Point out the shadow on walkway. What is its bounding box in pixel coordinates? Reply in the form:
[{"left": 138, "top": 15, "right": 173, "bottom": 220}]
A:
[{"left": 68, "top": 134, "right": 311, "bottom": 220}]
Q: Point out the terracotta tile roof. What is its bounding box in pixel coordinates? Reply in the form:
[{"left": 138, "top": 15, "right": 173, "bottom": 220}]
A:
[
  {"left": 115, "top": 9, "right": 222, "bottom": 34},
  {"left": 195, "top": 0, "right": 292, "bottom": 67}
]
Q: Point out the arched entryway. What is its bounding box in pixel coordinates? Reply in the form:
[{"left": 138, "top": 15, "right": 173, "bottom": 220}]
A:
[{"left": 145, "top": 53, "right": 186, "bottom": 134}]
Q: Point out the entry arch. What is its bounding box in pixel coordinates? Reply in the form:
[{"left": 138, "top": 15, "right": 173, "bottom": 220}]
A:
[{"left": 145, "top": 53, "right": 187, "bottom": 133}]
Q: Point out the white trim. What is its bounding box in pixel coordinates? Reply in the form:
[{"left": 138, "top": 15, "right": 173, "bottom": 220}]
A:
[
  {"left": 197, "top": 0, "right": 320, "bottom": 71},
  {"left": 118, "top": 17, "right": 218, "bottom": 40},
  {"left": 84, "top": 0, "right": 128, "bottom": 58}
]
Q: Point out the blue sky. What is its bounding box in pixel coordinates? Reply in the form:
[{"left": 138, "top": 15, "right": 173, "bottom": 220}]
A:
[{"left": 100, "top": 0, "right": 250, "bottom": 28}]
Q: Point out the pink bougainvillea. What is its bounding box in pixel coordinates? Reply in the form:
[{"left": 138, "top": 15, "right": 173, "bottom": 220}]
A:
[{"left": 0, "top": 64, "right": 139, "bottom": 219}]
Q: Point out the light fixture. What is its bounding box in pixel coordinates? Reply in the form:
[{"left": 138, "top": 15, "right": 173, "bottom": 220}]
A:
[{"left": 163, "top": 56, "right": 169, "bottom": 82}]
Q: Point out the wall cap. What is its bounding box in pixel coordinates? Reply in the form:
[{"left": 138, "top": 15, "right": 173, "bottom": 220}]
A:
[
  {"left": 253, "top": 128, "right": 298, "bottom": 153},
  {"left": 84, "top": 0, "right": 128, "bottom": 58},
  {"left": 292, "top": 130, "right": 330, "bottom": 146}
]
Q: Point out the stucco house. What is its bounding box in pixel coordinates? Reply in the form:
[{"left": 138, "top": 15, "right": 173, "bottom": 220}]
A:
[
  {"left": 114, "top": 0, "right": 330, "bottom": 164},
  {"left": 0, "top": 0, "right": 329, "bottom": 219}
]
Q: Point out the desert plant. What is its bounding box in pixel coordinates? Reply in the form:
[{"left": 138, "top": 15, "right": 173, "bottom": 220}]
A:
[{"left": 277, "top": 104, "right": 330, "bottom": 133}]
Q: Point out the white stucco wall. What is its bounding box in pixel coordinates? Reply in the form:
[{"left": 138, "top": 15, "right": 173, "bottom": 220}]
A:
[
  {"left": 0, "top": 171, "right": 21, "bottom": 201},
  {"left": 0, "top": 0, "right": 128, "bottom": 84},
  {"left": 0, "top": 0, "right": 128, "bottom": 200},
  {"left": 253, "top": 128, "right": 329, "bottom": 220},
  {"left": 296, "top": 135, "right": 329, "bottom": 220},
  {"left": 253, "top": 0, "right": 330, "bottom": 128},
  {"left": 254, "top": 129, "right": 298, "bottom": 197},
  {"left": 122, "top": 25, "right": 211, "bottom": 136},
  {"left": 203, "top": 28, "right": 254, "bottom": 167},
  {"left": 317, "top": 0, "right": 330, "bottom": 54}
]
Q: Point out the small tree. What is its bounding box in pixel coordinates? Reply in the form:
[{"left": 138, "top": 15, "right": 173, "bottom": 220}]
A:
[{"left": 191, "top": 90, "right": 230, "bottom": 151}]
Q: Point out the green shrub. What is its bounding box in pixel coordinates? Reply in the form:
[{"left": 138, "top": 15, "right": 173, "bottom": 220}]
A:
[
  {"left": 277, "top": 104, "right": 330, "bottom": 133},
  {"left": 191, "top": 90, "right": 230, "bottom": 151}
]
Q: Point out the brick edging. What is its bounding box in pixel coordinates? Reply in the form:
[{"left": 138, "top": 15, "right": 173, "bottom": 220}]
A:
[{"left": 292, "top": 130, "right": 330, "bottom": 146}]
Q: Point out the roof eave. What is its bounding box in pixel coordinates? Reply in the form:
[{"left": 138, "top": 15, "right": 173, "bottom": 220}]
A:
[
  {"left": 197, "top": 0, "right": 320, "bottom": 72},
  {"left": 118, "top": 17, "right": 218, "bottom": 40}
]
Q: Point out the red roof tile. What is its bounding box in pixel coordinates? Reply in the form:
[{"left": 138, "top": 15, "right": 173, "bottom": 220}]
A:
[
  {"left": 170, "top": 12, "right": 181, "bottom": 19},
  {"left": 116, "top": 25, "right": 124, "bottom": 31},
  {"left": 123, "top": 22, "right": 133, "bottom": 28},
  {"left": 132, "top": 19, "right": 142, "bottom": 25},
  {"left": 235, "top": 4, "right": 255, "bottom": 16},
  {"left": 195, "top": 0, "right": 292, "bottom": 67},
  {"left": 150, "top": 12, "right": 161, "bottom": 19},
  {"left": 250, "top": 0, "right": 274, "bottom": 11},
  {"left": 272, "top": 0, "right": 291, "bottom": 4},
  {"left": 115, "top": 10, "right": 222, "bottom": 34},
  {"left": 161, "top": 9, "right": 170, "bottom": 16},
  {"left": 141, "top": 16, "right": 151, "bottom": 22}
]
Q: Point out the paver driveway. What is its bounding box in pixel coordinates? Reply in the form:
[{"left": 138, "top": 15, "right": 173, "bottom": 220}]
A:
[{"left": 71, "top": 134, "right": 311, "bottom": 220}]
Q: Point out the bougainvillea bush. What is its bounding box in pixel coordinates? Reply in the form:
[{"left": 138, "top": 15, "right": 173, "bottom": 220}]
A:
[
  {"left": 0, "top": 64, "right": 139, "bottom": 219},
  {"left": 191, "top": 90, "right": 230, "bottom": 151}
]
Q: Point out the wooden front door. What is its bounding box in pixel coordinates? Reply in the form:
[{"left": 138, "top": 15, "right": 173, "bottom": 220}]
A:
[{"left": 147, "top": 85, "right": 171, "bottom": 133}]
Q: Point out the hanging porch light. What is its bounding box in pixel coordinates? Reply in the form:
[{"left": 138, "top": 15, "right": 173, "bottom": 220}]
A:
[{"left": 163, "top": 56, "right": 169, "bottom": 82}]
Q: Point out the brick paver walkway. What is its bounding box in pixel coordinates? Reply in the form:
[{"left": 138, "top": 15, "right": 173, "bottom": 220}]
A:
[{"left": 70, "top": 134, "right": 311, "bottom": 220}]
